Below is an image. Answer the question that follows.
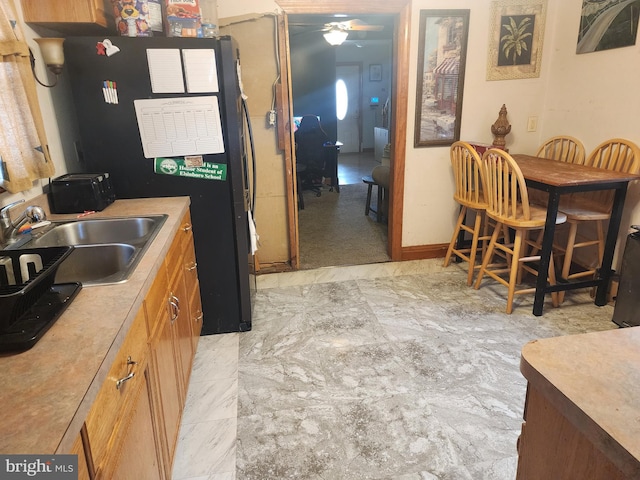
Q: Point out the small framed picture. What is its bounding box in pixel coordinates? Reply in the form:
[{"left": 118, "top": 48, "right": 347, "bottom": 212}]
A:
[
  {"left": 487, "top": 0, "right": 547, "bottom": 80},
  {"left": 369, "top": 64, "right": 382, "bottom": 82}
]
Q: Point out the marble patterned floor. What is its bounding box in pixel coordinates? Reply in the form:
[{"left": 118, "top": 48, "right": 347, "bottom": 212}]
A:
[{"left": 172, "top": 259, "right": 617, "bottom": 480}]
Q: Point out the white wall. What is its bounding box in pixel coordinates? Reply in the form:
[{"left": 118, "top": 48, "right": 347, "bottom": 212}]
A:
[
  {"left": 403, "top": 0, "right": 555, "bottom": 247},
  {"left": 541, "top": 1, "right": 640, "bottom": 264}
]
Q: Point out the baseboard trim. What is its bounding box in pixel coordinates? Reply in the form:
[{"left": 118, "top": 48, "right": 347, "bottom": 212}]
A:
[{"left": 400, "top": 244, "right": 448, "bottom": 261}]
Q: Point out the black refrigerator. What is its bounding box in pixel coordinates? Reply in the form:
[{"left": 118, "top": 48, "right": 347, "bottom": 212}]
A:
[{"left": 63, "top": 36, "right": 255, "bottom": 334}]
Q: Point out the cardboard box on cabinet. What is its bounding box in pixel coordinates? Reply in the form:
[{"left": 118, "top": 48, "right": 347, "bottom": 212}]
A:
[{"left": 164, "top": 0, "right": 201, "bottom": 37}]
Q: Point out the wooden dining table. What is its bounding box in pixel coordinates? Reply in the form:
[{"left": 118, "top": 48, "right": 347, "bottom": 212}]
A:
[{"left": 512, "top": 154, "right": 640, "bottom": 316}]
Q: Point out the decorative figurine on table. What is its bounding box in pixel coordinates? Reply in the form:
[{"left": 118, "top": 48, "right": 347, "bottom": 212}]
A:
[{"left": 491, "top": 104, "right": 511, "bottom": 151}]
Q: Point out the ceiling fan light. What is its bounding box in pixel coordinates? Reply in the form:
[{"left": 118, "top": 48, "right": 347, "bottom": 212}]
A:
[{"left": 323, "top": 29, "right": 348, "bottom": 46}]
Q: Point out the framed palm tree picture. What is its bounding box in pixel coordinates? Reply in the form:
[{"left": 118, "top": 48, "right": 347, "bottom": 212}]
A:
[{"left": 487, "top": 0, "right": 547, "bottom": 80}]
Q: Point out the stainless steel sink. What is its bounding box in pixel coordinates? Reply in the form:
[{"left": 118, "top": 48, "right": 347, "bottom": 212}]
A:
[
  {"left": 29, "top": 216, "right": 165, "bottom": 247},
  {"left": 53, "top": 244, "right": 137, "bottom": 285},
  {"left": 25, "top": 215, "right": 167, "bottom": 286}
]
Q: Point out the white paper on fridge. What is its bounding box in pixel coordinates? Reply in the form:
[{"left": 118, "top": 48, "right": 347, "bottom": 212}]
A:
[
  {"left": 146, "top": 48, "right": 185, "bottom": 93},
  {"left": 133, "top": 96, "right": 225, "bottom": 158},
  {"left": 182, "top": 49, "right": 219, "bottom": 93}
]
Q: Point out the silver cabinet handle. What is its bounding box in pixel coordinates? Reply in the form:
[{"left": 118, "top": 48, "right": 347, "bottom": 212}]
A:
[
  {"left": 193, "top": 310, "right": 203, "bottom": 323},
  {"left": 187, "top": 262, "right": 198, "bottom": 271},
  {"left": 182, "top": 223, "right": 193, "bottom": 233},
  {"left": 116, "top": 356, "right": 137, "bottom": 390},
  {"left": 169, "top": 294, "right": 180, "bottom": 323}
]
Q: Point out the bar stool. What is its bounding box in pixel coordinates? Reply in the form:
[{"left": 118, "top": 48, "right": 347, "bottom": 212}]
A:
[{"left": 363, "top": 175, "right": 384, "bottom": 222}]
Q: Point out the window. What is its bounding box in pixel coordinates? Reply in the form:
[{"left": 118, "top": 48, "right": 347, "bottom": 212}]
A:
[
  {"left": 336, "top": 79, "right": 348, "bottom": 121},
  {"left": 0, "top": 0, "right": 54, "bottom": 193}
]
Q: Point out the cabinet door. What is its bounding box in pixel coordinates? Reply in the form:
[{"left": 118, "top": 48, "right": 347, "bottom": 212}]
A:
[
  {"left": 20, "top": 0, "right": 110, "bottom": 29},
  {"left": 516, "top": 385, "right": 627, "bottom": 480},
  {"left": 183, "top": 235, "right": 203, "bottom": 348},
  {"left": 189, "top": 283, "right": 203, "bottom": 350},
  {"left": 149, "top": 301, "right": 182, "bottom": 478},
  {"left": 70, "top": 431, "right": 91, "bottom": 480},
  {"left": 107, "top": 365, "right": 163, "bottom": 480},
  {"left": 169, "top": 265, "right": 194, "bottom": 397},
  {"left": 85, "top": 309, "right": 149, "bottom": 474}
]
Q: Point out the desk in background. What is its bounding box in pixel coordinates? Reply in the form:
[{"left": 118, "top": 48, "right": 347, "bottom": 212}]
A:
[{"left": 323, "top": 141, "right": 342, "bottom": 193}]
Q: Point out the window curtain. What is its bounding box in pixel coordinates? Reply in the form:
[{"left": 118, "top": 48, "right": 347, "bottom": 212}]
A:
[{"left": 0, "top": 0, "right": 55, "bottom": 193}]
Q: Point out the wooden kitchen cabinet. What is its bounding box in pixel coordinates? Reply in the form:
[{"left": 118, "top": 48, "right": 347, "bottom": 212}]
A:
[
  {"left": 145, "top": 211, "right": 201, "bottom": 478},
  {"left": 516, "top": 385, "right": 627, "bottom": 480},
  {"left": 108, "top": 366, "right": 163, "bottom": 480},
  {"left": 70, "top": 431, "right": 91, "bottom": 480},
  {"left": 146, "top": 268, "right": 182, "bottom": 480},
  {"left": 83, "top": 308, "right": 163, "bottom": 480},
  {"left": 20, "top": 0, "right": 113, "bottom": 34},
  {"left": 517, "top": 331, "right": 640, "bottom": 479},
  {"left": 73, "top": 207, "right": 203, "bottom": 480},
  {"left": 183, "top": 217, "right": 203, "bottom": 349}
]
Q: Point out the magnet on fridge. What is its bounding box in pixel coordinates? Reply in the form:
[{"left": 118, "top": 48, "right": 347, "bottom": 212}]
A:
[
  {"left": 102, "top": 39, "right": 121, "bottom": 57},
  {"left": 96, "top": 39, "right": 121, "bottom": 57}
]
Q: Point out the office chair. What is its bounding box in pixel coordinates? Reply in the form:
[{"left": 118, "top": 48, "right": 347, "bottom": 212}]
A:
[{"left": 295, "top": 115, "right": 329, "bottom": 206}]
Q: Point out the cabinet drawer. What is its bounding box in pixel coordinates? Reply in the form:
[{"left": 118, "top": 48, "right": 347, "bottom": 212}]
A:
[{"left": 85, "top": 309, "right": 149, "bottom": 472}]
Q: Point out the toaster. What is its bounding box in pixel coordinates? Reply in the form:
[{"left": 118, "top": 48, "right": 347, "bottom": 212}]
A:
[{"left": 48, "top": 173, "right": 115, "bottom": 214}]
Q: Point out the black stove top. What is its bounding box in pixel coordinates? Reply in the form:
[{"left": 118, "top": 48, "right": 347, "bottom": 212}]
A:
[{"left": 0, "top": 283, "right": 81, "bottom": 353}]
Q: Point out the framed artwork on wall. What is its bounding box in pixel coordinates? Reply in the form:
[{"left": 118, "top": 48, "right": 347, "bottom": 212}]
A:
[
  {"left": 369, "top": 64, "right": 382, "bottom": 81},
  {"left": 414, "top": 9, "right": 470, "bottom": 148},
  {"left": 577, "top": 0, "right": 640, "bottom": 54},
  {"left": 486, "top": 0, "right": 547, "bottom": 81}
]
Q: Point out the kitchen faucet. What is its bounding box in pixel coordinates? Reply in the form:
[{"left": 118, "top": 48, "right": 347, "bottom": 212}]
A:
[{"left": 0, "top": 200, "right": 47, "bottom": 246}]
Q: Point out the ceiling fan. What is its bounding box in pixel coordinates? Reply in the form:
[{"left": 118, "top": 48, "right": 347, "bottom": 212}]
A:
[
  {"left": 320, "top": 19, "right": 384, "bottom": 45},
  {"left": 320, "top": 19, "right": 384, "bottom": 33},
  {"left": 289, "top": 18, "right": 385, "bottom": 45}
]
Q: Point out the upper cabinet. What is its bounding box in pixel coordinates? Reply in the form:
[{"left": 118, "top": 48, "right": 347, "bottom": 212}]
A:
[{"left": 20, "top": 0, "right": 113, "bottom": 34}]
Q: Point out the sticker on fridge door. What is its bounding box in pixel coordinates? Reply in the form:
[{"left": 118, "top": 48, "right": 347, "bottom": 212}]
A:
[{"left": 154, "top": 158, "right": 227, "bottom": 181}]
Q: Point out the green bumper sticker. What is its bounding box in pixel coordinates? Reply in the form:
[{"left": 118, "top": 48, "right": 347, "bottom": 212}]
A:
[{"left": 154, "top": 158, "right": 227, "bottom": 181}]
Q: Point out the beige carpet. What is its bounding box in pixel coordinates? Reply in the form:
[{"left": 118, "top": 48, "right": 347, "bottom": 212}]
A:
[{"left": 298, "top": 182, "right": 390, "bottom": 269}]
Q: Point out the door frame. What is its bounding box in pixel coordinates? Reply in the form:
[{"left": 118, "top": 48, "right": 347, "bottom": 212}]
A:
[
  {"left": 277, "top": 0, "right": 410, "bottom": 266},
  {"left": 336, "top": 62, "right": 363, "bottom": 154}
]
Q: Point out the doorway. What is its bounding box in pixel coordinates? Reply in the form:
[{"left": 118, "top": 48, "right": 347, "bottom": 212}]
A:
[
  {"left": 277, "top": 1, "right": 411, "bottom": 268},
  {"left": 286, "top": 12, "right": 397, "bottom": 269}
]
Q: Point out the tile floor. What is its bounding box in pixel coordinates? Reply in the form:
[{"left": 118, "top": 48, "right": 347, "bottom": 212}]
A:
[{"left": 172, "top": 259, "right": 617, "bottom": 480}]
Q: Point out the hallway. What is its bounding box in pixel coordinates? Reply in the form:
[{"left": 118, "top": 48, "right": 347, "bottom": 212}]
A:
[{"left": 298, "top": 151, "right": 390, "bottom": 270}]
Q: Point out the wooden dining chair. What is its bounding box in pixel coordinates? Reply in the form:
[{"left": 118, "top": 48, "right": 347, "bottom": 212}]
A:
[
  {"left": 443, "top": 142, "right": 491, "bottom": 285},
  {"left": 535, "top": 135, "right": 586, "bottom": 164},
  {"left": 474, "top": 149, "right": 567, "bottom": 314},
  {"left": 557, "top": 138, "right": 640, "bottom": 301},
  {"left": 528, "top": 136, "right": 587, "bottom": 208}
]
